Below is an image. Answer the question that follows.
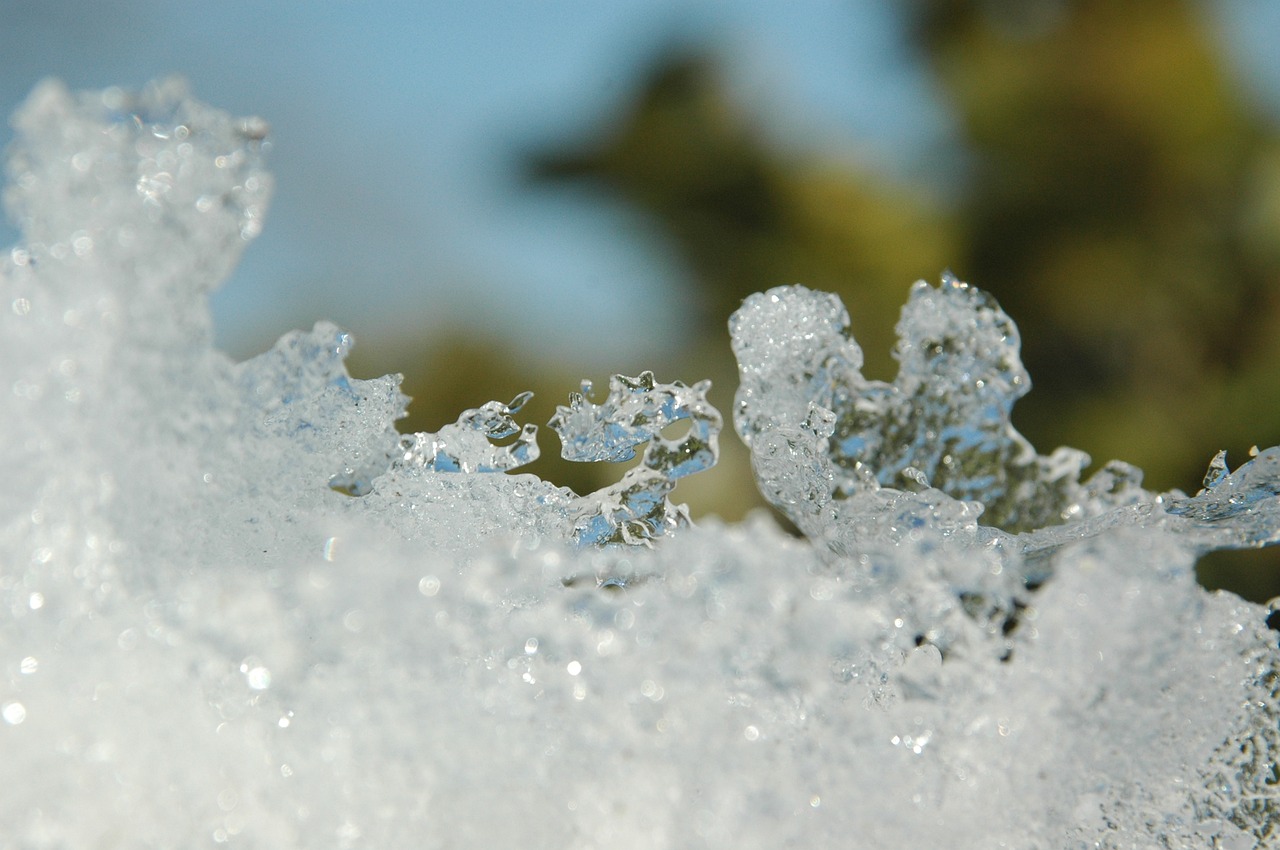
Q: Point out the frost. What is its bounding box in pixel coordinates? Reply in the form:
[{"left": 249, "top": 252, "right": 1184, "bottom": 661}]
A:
[{"left": 2, "top": 79, "right": 1279, "bottom": 849}]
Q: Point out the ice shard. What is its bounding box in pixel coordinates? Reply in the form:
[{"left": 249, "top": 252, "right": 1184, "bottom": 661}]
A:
[{"left": 550, "top": 371, "right": 721, "bottom": 546}]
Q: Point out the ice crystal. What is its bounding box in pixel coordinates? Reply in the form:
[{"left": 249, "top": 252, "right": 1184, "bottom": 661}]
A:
[
  {"left": 2, "top": 79, "right": 1278, "bottom": 849},
  {"left": 731, "top": 277, "right": 1106, "bottom": 539},
  {"left": 731, "top": 281, "right": 1280, "bottom": 560},
  {"left": 550, "top": 371, "right": 721, "bottom": 546},
  {"left": 393, "top": 391, "right": 539, "bottom": 475}
]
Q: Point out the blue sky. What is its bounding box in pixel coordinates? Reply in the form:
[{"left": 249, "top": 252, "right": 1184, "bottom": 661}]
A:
[{"left": 2, "top": 1, "right": 1278, "bottom": 363}]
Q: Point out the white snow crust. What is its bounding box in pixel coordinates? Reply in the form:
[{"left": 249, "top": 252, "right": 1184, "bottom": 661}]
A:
[{"left": 2, "top": 79, "right": 1278, "bottom": 849}]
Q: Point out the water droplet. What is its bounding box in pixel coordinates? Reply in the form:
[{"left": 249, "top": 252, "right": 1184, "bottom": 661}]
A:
[
  {"left": 241, "top": 660, "right": 271, "bottom": 691},
  {"left": 2, "top": 701, "right": 27, "bottom": 725},
  {"left": 640, "top": 679, "right": 664, "bottom": 701}
]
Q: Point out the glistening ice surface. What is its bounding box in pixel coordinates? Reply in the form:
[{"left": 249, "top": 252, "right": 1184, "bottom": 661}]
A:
[{"left": 2, "top": 79, "right": 1279, "bottom": 849}]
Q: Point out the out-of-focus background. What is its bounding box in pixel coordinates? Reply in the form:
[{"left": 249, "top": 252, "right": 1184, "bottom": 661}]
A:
[{"left": 4, "top": 0, "right": 1280, "bottom": 600}]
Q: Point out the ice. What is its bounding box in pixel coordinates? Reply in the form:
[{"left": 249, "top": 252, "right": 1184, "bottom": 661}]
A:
[
  {"left": 393, "top": 391, "right": 539, "bottom": 476},
  {"left": 549, "top": 370, "right": 721, "bottom": 546},
  {"left": 731, "top": 277, "right": 1118, "bottom": 542},
  {"left": 2, "top": 79, "right": 1279, "bottom": 848},
  {"left": 731, "top": 280, "right": 1280, "bottom": 570}
]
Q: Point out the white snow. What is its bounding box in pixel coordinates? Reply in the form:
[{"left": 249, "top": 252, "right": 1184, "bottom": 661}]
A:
[{"left": 2, "top": 78, "right": 1278, "bottom": 849}]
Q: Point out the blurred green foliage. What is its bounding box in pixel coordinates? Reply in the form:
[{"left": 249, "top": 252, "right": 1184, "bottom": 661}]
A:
[
  {"left": 909, "top": 0, "right": 1280, "bottom": 491},
  {"left": 350, "top": 0, "right": 1280, "bottom": 602},
  {"left": 907, "top": 0, "right": 1280, "bottom": 602}
]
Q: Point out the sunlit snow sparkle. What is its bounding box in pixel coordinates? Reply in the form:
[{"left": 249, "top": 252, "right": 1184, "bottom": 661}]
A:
[{"left": 2, "top": 78, "right": 1279, "bottom": 849}]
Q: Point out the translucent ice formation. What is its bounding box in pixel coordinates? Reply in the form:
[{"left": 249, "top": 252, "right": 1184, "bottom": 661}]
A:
[
  {"left": 730, "top": 280, "right": 1280, "bottom": 565},
  {"left": 390, "top": 391, "right": 540, "bottom": 477},
  {"left": 550, "top": 371, "right": 721, "bottom": 546},
  {"left": 2, "top": 80, "right": 1278, "bottom": 849},
  {"left": 732, "top": 278, "right": 1128, "bottom": 538}
]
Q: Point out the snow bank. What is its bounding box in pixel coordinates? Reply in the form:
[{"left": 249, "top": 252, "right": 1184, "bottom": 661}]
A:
[{"left": 2, "top": 79, "right": 1277, "bottom": 849}]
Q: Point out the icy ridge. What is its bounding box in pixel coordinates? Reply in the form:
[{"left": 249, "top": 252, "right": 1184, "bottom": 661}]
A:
[{"left": 731, "top": 281, "right": 1280, "bottom": 558}]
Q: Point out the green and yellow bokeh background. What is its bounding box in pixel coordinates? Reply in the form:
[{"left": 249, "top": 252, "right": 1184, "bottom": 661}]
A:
[{"left": 334, "top": 1, "right": 1280, "bottom": 602}]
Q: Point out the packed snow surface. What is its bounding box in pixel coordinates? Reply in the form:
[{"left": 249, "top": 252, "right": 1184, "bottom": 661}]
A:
[{"left": 2, "top": 79, "right": 1279, "bottom": 848}]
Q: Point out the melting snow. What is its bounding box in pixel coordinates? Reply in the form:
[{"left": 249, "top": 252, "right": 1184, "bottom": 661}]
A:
[{"left": 2, "top": 78, "right": 1278, "bottom": 848}]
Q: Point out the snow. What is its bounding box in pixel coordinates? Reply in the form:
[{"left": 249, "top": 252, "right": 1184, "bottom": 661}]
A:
[{"left": 2, "top": 78, "right": 1278, "bottom": 848}]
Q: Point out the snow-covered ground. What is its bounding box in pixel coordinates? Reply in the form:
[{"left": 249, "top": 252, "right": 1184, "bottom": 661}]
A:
[{"left": 2, "top": 79, "right": 1277, "bottom": 848}]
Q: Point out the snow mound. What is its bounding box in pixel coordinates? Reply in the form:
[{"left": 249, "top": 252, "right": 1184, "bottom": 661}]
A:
[{"left": 2, "top": 79, "right": 1277, "bottom": 849}]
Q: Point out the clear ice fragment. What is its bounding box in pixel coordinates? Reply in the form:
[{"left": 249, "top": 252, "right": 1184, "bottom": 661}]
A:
[
  {"left": 394, "top": 391, "right": 540, "bottom": 474},
  {"left": 1165, "top": 447, "right": 1280, "bottom": 546},
  {"left": 550, "top": 371, "right": 721, "bottom": 546},
  {"left": 729, "top": 278, "right": 1280, "bottom": 568},
  {"left": 1201, "top": 448, "right": 1230, "bottom": 492},
  {"left": 730, "top": 276, "right": 1113, "bottom": 539},
  {"left": 551, "top": 371, "right": 719, "bottom": 478},
  {"left": 231, "top": 322, "right": 406, "bottom": 499}
]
